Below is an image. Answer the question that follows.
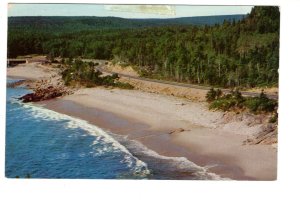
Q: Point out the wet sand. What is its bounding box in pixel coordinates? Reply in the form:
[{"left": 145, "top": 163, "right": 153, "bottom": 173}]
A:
[
  {"left": 40, "top": 98, "right": 277, "bottom": 180},
  {"left": 8, "top": 63, "right": 277, "bottom": 180}
]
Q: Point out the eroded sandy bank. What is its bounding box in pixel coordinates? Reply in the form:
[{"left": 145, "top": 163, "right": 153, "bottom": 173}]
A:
[{"left": 7, "top": 63, "right": 277, "bottom": 180}]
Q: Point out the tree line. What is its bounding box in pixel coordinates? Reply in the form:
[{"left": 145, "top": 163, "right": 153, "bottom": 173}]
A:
[{"left": 8, "top": 6, "right": 279, "bottom": 88}]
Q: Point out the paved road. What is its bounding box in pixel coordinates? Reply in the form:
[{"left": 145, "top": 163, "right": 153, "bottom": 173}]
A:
[{"left": 84, "top": 59, "right": 278, "bottom": 100}]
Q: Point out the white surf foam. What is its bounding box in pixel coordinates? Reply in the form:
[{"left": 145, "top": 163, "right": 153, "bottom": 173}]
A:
[
  {"left": 115, "top": 137, "right": 230, "bottom": 180},
  {"left": 12, "top": 101, "right": 150, "bottom": 177},
  {"left": 11, "top": 100, "right": 227, "bottom": 180}
]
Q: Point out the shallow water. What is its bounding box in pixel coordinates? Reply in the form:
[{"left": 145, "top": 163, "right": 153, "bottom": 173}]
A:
[{"left": 5, "top": 79, "right": 220, "bottom": 180}]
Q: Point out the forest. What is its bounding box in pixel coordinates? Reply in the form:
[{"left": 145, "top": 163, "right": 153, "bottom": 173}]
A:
[{"left": 7, "top": 6, "right": 279, "bottom": 88}]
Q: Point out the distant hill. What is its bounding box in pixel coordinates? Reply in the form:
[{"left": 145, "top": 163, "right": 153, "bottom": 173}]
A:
[
  {"left": 7, "top": 6, "right": 279, "bottom": 88},
  {"left": 8, "top": 15, "right": 245, "bottom": 32}
]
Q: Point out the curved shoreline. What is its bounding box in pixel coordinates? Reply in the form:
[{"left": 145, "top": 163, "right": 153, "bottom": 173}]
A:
[
  {"left": 7, "top": 63, "right": 277, "bottom": 180},
  {"left": 39, "top": 99, "right": 239, "bottom": 179},
  {"left": 40, "top": 97, "right": 276, "bottom": 180}
]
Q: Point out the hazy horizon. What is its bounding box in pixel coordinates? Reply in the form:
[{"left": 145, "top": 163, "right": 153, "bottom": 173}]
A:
[
  {"left": 8, "top": 4, "right": 253, "bottom": 19},
  {"left": 8, "top": 14, "right": 246, "bottom": 19}
]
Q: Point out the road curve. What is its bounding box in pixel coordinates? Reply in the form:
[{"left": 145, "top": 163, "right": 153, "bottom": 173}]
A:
[{"left": 85, "top": 59, "right": 278, "bottom": 100}]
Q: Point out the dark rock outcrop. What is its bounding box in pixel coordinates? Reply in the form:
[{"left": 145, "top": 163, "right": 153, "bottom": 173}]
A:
[{"left": 18, "top": 82, "right": 71, "bottom": 103}]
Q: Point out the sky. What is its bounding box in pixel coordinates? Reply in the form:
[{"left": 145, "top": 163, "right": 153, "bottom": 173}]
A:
[{"left": 8, "top": 4, "right": 253, "bottom": 18}]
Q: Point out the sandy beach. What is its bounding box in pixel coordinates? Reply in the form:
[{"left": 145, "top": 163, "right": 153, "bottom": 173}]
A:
[
  {"left": 7, "top": 63, "right": 277, "bottom": 180},
  {"left": 7, "top": 62, "right": 58, "bottom": 80}
]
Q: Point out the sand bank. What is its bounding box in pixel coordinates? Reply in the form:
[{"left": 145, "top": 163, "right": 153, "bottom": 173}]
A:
[
  {"left": 7, "top": 62, "right": 58, "bottom": 80},
  {"left": 41, "top": 87, "right": 277, "bottom": 180},
  {"left": 7, "top": 63, "right": 277, "bottom": 180}
]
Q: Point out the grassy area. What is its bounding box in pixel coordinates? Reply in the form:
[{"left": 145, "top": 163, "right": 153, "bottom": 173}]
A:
[
  {"left": 206, "top": 88, "right": 278, "bottom": 117},
  {"left": 60, "top": 59, "right": 134, "bottom": 89}
]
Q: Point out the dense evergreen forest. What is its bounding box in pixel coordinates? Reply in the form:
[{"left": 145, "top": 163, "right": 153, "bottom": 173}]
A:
[{"left": 8, "top": 6, "right": 279, "bottom": 88}]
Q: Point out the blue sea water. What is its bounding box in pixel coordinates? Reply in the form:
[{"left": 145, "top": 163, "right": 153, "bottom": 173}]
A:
[{"left": 5, "top": 79, "right": 221, "bottom": 180}]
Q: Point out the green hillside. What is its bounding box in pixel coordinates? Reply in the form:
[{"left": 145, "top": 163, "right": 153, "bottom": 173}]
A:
[
  {"left": 8, "top": 15, "right": 245, "bottom": 31},
  {"left": 7, "top": 6, "right": 279, "bottom": 88}
]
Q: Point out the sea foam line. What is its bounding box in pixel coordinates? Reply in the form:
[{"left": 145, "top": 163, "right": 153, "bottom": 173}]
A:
[
  {"left": 11, "top": 100, "right": 150, "bottom": 177},
  {"left": 123, "top": 139, "right": 229, "bottom": 180},
  {"left": 11, "top": 99, "right": 227, "bottom": 180}
]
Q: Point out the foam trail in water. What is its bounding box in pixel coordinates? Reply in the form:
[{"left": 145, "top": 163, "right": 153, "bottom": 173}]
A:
[
  {"left": 11, "top": 99, "right": 227, "bottom": 180},
  {"left": 113, "top": 135, "right": 229, "bottom": 180},
  {"left": 11, "top": 100, "right": 150, "bottom": 177}
]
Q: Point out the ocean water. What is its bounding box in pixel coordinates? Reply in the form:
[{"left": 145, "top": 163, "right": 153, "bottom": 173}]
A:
[{"left": 6, "top": 79, "right": 221, "bottom": 180}]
